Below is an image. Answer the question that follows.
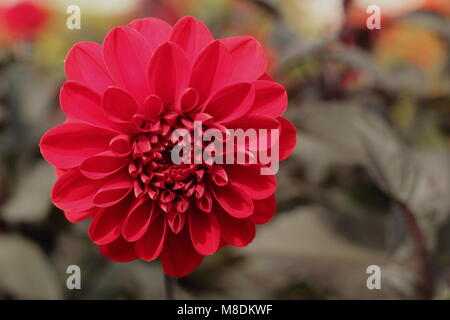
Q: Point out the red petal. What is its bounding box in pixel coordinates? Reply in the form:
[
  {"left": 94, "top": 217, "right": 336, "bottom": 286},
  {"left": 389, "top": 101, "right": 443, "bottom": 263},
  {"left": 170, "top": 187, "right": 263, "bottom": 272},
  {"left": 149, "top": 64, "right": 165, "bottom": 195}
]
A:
[
  {"left": 122, "top": 199, "right": 155, "bottom": 242},
  {"left": 128, "top": 17, "right": 172, "bottom": 51},
  {"left": 102, "top": 86, "right": 139, "bottom": 123},
  {"left": 190, "top": 40, "right": 232, "bottom": 104},
  {"left": 221, "top": 36, "right": 267, "bottom": 82},
  {"left": 80, "top": 151, "right": 128, "bottom": 180},
  {"left": 189, "top": 210, "right": 220, "bottom": 255},
  {"left": 60, "top": 81, "right": 113, "bottom": 129},
  {"left": 135, "top": 212, "right": 166, "bottom": 261},
  {"left": 99, "top": 236, "right": 137, "bottom": 263},
  {"left": 142, "top": 95, "right": 164, "bottom": 121},
  {"left": 250, "top": 194, "right": 276, "bottom": 225},
  {"left": 203, "top": 82, "right": 255, "bottom": 123},
  {"left": 93, "top": 173, "right": 132, "bottom": 207},
  {"left": 248, "top": 80, "right": 288, "bottom": 117},
  {"left": 211, "top": 183, "right": 254, "bottom": 218},
  {"left": 148, "top": 42, "right": 191, "bottom": 107},
  {"left": 166, "top": 209, "right": 186, "bottom": 234},
  {"left": 160, "top": 227, "right": 204, "bottom": 278},
  {"left": 103, "top": 26, "right": 151, "bottom": 104},
  {"left": 225, "top": 165, "right": 277, "bottom": 200},
  {"left": 40, "top": 123, "right": 115, "bottom": 169},
  {"left": 170, "top": 16, "right": 214, "bottom": 62},
  {"left": 215, "top": 205, "right": 255, "bottom": 247},
  {"left": 278, "top": 117, "right": 296, "bottom": 161},
  {"left": 51, "top": 169, "right": 102, "bottom": 212},
  {"left": 89, "top": 200, "right": 129, "bottom": 245},
  {"left": 64, "top": 207, "right": 98, "bottom": 223},
  {"left": 65, "top": 42, "right": 113, "bottom": 95}
]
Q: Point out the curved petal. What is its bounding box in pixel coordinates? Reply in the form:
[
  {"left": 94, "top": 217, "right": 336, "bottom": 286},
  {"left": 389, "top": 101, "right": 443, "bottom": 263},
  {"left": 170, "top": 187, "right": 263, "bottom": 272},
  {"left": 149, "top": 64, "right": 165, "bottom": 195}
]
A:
[
  {"left": 102, "top": 86, "right": 139, "bottom": 123},
  {"left": 221, "top": 36, "right": 267, "bottom": 82},
  {"left": 189, "top": 210, "right": 220, "bottom": 255},
  {"left": 148, "top": 42, "right": 191, "bottom": 107},
  {"left": 93, "top": 173, "right": 132, "bottom": 207},
  {"left": 225, "top": 165, "right": 277, "bottom": 200},
  {"left": 170, "top": 16, "right": 214, "bottom": 62},
  {"left": 160, "top": 227, "right": 204, "bottom": 278},
  {"left": 103, "top": 26, "right": 152, "bottom": 104},
  {"left": 166, "top": 209, "right": 186, "bottom": 234},
  {"left": 226, "top": 115, "right": 280, "bottom": 152},
  {"left": 65, "top": 41, "right": 113, "bottom": 94},
  {"left": 135, "top": 212, "right": 166, "bottom": 261},
  {"left": 64, "top": 207, "right": 98, "bottom": 223},
  {"left": 277, "top": 117, "right": 296, "bottom": 161},
  {"left": 80, "top": 151, "right": 128, "bottom": 180},
  {"left": 128, "top": 17, "right": 172, "bottom": 51},
  {"left": 203, "top": 82, "right": 255, "bottom": 123},
  {"left": 60, "top": 81, "right": 113, "bottom": 129},
  {"left": 248, "top": 80, "right": 287, "bottom": 117},
  {"left": 122, "top": 198, "right": 155, "bottom": 242},
  {"left": 215, "top": 205, "right": 255, "bottom": 247},
  {"left": 250, "top": 194, "right": 276, "bottom": 225},
  {"left": 51, "top": 169, "right": 102, "bottom": 212},
  {"left": 211, "top": 182, "right": 254, "bottom": 218},
  {"left": 40, "top": 122, "right": 115, "bottom": 168},
  {"left": 99, "top": 236, "right": 137, "bottom": 263},
  {"left": 89, "top": 200, "right": 129, "bottom": 245},
  {"left": 189, "top": 40, "right": 232, "bottom": 104}
]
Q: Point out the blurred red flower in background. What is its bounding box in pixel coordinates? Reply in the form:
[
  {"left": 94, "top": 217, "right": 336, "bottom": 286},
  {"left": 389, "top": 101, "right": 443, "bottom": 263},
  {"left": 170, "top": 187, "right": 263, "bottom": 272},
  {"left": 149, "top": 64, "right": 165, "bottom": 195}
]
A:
[
  {"left": 40, "top": 16, "right": 296, "bottom": 277},
  {"left": 0, "top": 0, "right": 48, "bottom": 42}
]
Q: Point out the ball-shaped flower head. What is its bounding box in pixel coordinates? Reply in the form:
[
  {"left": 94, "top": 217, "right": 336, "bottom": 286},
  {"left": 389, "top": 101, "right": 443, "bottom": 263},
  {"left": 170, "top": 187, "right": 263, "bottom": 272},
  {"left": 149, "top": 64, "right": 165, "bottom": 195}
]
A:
[
  {"left": 0, "top": 1, "right": 48, "bottom": 42},
  {"left": 40, "top": 16, "right": 296, "bottom": 277}
]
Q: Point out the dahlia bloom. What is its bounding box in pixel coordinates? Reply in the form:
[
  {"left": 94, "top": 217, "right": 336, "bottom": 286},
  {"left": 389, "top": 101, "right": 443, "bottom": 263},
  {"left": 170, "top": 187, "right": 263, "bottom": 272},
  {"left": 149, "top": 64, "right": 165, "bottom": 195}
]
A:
[
  {"left": 40, "top": 16, "right": 296, "bottom": 277},
  {"left": 0, "top": 1, "right": 48, "bottom": 42}
]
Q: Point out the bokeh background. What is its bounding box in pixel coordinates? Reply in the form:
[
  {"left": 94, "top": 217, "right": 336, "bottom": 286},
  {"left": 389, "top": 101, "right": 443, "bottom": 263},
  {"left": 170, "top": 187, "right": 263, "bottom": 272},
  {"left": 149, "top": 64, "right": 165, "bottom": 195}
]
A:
[{"left": 0, "top": 0, "right": 449, "bottom": 300}]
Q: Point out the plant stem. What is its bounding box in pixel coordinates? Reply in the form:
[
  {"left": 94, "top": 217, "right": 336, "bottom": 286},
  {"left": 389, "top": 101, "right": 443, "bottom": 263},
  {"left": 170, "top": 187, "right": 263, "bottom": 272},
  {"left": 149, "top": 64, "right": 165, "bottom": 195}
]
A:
[{"left": 164, "top": 274, "right": 176, "bottom": 300}]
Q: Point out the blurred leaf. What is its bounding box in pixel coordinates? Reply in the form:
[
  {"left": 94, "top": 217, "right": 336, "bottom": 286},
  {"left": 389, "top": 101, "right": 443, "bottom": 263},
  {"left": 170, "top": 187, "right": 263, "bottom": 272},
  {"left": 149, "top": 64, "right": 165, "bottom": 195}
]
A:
[
  {"left": 2, "top": 161, "right": 55, "bottom": 223},
  {"left": 0, "top": 234, "right": 62, "bottom": 299}
]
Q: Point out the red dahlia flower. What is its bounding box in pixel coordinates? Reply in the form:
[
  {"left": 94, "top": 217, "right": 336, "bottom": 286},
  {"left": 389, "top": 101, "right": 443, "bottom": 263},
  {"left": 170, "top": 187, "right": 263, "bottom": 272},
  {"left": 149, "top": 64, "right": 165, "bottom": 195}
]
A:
[
  {"left": 0, "top": 1, "right": 48, "bottom": 42},
  {"left": 40, "top": 16, "right": 296, "bottom": 277}
]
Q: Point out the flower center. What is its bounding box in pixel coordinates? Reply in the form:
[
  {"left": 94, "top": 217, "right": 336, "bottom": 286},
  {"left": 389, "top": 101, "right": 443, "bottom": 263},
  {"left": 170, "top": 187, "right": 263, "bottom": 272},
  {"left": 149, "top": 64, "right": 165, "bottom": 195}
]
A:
[{"left": 124, "top": 113, "right": 210, "bottom": 215}]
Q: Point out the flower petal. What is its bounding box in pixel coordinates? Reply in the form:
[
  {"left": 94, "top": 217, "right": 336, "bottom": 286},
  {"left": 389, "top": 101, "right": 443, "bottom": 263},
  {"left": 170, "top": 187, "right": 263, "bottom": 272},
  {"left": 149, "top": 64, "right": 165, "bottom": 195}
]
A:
[
  {"left": 190, "top": 40, "right": 232, "bottom": 104},
  {"left": 60, "top": 81, "right": 113, "bottom": 129},
  {"left": 189, "top": 210, "right": 220, "bottom": 255},
  {"left": 135, "top": 212, "right": 166, "bottom": 261},
  {"left": 203, "top": 82, "right": 255, "bottom": 123},
  {"left": 211, "top": 182, "right": 254, "bottom": 218},
  {"left": 64, "top": 208, "right": 98, "bottom": 223},
  {"left": 89, "top": 200, "right": 129, "bottom": 245},
  {"left": 248, "top": 80, "right": 287, "bottom": 117},
  {"left": 215, "top": 205, "right": 255, "bottom": 247},
  {"left": 102, "top": 86, "right": 139, "bottom": 123},
  {"left": 225, "top": 165, "right": 277, "bottom": 200},
  {"left": 99, "top": 236, "right": 137, "bottom": 263},
  {"left": 40, "top": 122, "right": 115, "bottom": 169},
  {"left": 250, "top": 194, "right": 276, "bottom": 225},
  {"left": 80, "top": 151, "right": 128, "bottom": 180},
  {"left": 278, "top": 117, "right": 297, "bottom": 161},
  {"left": 103, "top": 26, "right": 152, "bottom": 104},
  {"left": 65, "top": 41, "right": 113, "bottom": 95},
  {"left": 160, "top": 227, "right": 204, "bottom": 278},
  {"left": 128, "top": 17, "right": 172, "bottom": 51},
  {"left": 148, "top": 42, "right": 191, "bottom": 107},
  {"left": 170, "top": 16, "right": 214, "bottom": 62},
  {"left": 93, "top": 173, "right": 132, "bottom": 207},
  {"left": 221, "top": 36, "right": 266, "bottom": 82},
  {"left": 122, "top": 198, "right": 155, "bottom": 242},
  {"left": 51, "top": 169, "right": 102, "bottom": 212}
]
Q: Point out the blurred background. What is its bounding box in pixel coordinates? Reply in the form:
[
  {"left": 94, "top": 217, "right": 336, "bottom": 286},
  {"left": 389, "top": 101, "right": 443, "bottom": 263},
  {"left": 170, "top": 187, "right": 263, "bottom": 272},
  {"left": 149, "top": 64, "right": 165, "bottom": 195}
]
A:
[{"left": 0, "top": 0, "right": 449, "bottom": 300}]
